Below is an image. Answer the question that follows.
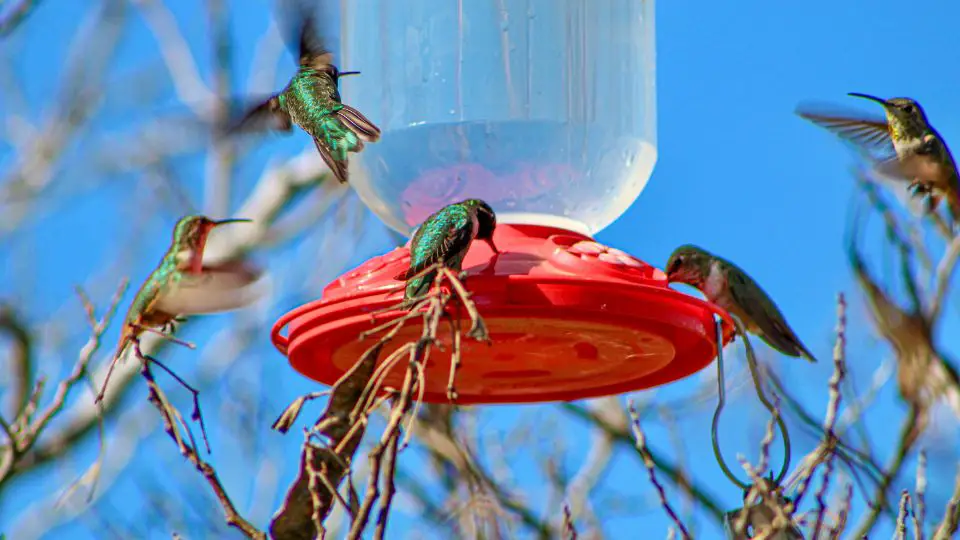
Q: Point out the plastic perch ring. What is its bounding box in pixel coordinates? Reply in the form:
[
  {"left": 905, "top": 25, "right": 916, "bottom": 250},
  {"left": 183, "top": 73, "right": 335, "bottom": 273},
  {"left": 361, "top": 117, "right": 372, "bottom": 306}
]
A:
[{"left": 271, "top": 224, "right": 736, "bottom": 404}]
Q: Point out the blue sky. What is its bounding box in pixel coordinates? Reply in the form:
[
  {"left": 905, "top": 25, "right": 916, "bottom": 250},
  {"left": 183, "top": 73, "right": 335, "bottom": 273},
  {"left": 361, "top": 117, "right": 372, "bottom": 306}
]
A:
[{"left": 3, "top": 0, "right": 960, "bottom": 538}]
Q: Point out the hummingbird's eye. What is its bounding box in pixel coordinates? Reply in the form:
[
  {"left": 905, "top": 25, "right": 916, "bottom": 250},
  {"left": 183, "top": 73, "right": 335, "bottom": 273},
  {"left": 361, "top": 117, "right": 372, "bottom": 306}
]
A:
[{"left": 902, "top": 104, "right": 915, "bottom": 113}]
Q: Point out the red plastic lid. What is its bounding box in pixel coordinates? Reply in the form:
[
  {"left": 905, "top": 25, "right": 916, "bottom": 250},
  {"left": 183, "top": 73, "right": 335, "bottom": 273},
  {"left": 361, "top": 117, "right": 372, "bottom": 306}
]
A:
[{"left": 271, "top": 224, "right": 735, "bottom": 404}]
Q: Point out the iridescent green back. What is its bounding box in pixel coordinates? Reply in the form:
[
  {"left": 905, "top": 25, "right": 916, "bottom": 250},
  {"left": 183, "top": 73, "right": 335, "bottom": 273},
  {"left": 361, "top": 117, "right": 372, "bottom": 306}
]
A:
[{"left": 405, "top": 205, "right": 474, "bottom": 299}]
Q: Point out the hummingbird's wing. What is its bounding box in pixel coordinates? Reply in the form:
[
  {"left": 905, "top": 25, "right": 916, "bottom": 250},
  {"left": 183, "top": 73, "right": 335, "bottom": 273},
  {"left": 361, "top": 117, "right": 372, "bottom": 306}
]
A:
[
  {"left": 225, "top": 96, "right": 293, "bottom": 136},
  {"left": 297, "top": 13, "right": 335, "bottom": 70},
  {"left": 795, "top": 103, "right": 894, "bottom": 154},
  {"left": 276, "top": 0, "right": 336, "bottom": 70},
  {"left": 725, "top": 264, "right": 817, "bottom": 362},
  {"left": 336, "top": 104, "right": 381, "bottom": 142},
  {"left": 313, "top": 137, "right": 349, "bottom": 184},
  {"left": 152, "top": 260, "right": 265, "bottom": 316},
  {"left": 395, "top": 207, "right": 473, "bottom": 281}
]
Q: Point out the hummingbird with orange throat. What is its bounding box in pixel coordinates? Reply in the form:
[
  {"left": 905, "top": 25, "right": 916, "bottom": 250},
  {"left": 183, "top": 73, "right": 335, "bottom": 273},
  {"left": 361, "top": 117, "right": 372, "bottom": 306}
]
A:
[{"left": 96, "top": 215, "right": 263, "bottom": 403}]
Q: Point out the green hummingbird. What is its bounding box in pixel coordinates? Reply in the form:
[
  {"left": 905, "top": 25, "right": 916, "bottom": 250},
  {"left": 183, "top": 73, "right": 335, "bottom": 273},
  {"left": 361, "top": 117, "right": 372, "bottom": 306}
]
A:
[
  {"left": 225, "top": 3, "right": 380, "bottom": 184},
  {"left": 665, "top": 244, "right": 816, "bottom": 362},
  {"left": 797, "top": 93, "right": 960, "bottom": 225},
  {"left": 96, "top": 215, "right": 262, "bottom": 403},
  {"left": 395, "top": 199, "right": 499, "bottom": 301}
]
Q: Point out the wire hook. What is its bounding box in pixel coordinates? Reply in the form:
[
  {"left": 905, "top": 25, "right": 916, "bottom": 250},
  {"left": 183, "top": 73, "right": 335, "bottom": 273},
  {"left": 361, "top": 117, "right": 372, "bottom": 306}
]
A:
[{"left": 710, "top": 315, "right": 792, "bottom": 490}]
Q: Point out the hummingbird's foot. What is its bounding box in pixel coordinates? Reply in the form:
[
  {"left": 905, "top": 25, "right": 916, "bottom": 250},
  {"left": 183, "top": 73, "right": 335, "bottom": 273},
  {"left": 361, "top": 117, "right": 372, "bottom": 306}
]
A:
[{"left": 133, "top": 324, "right": 196, "bottom": 349}]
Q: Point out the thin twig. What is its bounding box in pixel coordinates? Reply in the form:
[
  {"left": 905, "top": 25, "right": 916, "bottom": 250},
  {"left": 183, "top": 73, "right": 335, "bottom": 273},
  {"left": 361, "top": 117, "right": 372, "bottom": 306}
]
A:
[
  {"left": 896, "top": 490, "right": 911, "bottom": 540},
  {"left": 933, "top": 465, "right": 960, "bottom": 540},
  {"left": 142, "top": 362, "right": 265, "bottom": 539},
  {"left": 810, "top": 295, "right": 847, "bottom": 539},
  {"left": 917, "top": 450, "right": 927, "bottom": 540},
  {"left": 373, "top": 428, "right": 401, "bottom": 540},
  {"left": 562, "top": 503, "right": 578, "bottom": 540},
  {"left": 626, "top": 401, "right": 691, "bottom": 540}
]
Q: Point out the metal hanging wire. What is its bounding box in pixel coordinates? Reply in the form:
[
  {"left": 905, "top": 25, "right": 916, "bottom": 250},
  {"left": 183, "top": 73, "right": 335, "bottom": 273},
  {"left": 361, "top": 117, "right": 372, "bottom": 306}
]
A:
[{"left": 710, "top": 315, "right": 791, "bottom": 490}]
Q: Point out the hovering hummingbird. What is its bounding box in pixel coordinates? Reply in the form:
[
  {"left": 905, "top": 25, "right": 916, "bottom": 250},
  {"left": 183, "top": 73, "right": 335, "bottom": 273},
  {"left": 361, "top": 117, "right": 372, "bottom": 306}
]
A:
[
  {"left": 796, "top": 93, "right": 960, "bottom": 224},
  {"left": 849, "top": 238, "right": 960, "bottom": 438},
  {"left": 96, "top": 215, "right": 262, "bottom": 403},
  {"left": 665, "top": 244, "right": 817, "bottom": 362},
  {"left": 395, "top": 199, "right": 499, "bottom": 301},
  {"left": 224, "top": 2, "right": 380, "bottom": 184}
]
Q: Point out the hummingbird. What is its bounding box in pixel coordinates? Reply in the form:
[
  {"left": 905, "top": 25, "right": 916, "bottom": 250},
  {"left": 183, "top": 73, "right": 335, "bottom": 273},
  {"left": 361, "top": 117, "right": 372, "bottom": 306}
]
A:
[
  {"left": 224, "top": 2, "right": 380, "bottom": 184},
  {"left": 395, "top": 199, "right": 499, "bottom": 301},
  {"left": 665, "top": 244, "right": 817, "bottom": 362},
  {"left": 796, "top": 93, "right": 960, "bottom": 225},
  {"left": 848, "top": 237, "right": 960, "bottom": 439},
  {"left": 96, "top": 215, "right": 262, "bottom": 403}
]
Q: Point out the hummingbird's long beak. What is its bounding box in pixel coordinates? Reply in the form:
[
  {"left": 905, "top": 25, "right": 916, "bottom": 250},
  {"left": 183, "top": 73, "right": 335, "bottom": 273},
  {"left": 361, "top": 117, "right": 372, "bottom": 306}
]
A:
[
  {"left": 847, "top": 92, "right": 888, "bottom": 106},
  {"left": 212, "top": 218, "right": 252, "bottom": 228},
  {"left": 339, "top": 71, "right": 361, "bottom": 77}
]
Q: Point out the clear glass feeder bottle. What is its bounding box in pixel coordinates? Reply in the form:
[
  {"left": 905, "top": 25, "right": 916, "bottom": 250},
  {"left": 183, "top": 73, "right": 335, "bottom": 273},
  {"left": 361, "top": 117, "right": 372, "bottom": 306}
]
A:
[{"left": 339, "top": 0, "right": 657, "bottom": 236}]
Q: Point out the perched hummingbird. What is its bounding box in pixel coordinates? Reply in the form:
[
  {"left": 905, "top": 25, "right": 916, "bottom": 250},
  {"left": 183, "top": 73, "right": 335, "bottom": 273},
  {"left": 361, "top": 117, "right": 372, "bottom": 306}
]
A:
[
  {"left": 797, "top": 93, "right": 960, "bottom": 224},
  {"left": 665, "top": 244, "right": 817, "bottom": 362},
  {"left": 224, "top": 3, "right": 380, "bottom": 184},
  {"left": 96, "top": 215, "right": 262, "bottom": 403},
  {"left": 395, "top": 199, "right": 499, "bottom": 301}
]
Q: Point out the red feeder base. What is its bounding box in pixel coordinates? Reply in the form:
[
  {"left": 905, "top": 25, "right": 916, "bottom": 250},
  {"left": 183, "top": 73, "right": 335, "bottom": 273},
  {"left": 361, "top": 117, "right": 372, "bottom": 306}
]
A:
[{"left": 271, "top": 224, "right": 735, "bottom": 404}]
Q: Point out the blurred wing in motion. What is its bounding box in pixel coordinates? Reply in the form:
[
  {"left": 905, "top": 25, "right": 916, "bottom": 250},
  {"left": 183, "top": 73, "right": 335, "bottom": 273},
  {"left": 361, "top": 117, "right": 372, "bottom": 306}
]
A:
[
  {"left": 795, "top": 101, "right": 895, "bottom": 156},
  {"left": 153, "top": 260, "right": 267, "bottom": 315},
  {"left": 222, "top": 96, "right": 293, "bottom": 137}
]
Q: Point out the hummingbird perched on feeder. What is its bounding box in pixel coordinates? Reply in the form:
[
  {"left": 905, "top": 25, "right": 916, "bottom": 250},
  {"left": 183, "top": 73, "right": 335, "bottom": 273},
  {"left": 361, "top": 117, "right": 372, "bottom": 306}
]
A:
[
  {"left": 796, "top": 93, "right": 960, "bottom": 226},
  {"left": 665, "top": 244, "right": 817, "bottom": 363},
  {"left": 395, "top": 199, "right": 499, "bottom": 302},
  {"left": 96, "top": 215, "right": 263, "bottom": 403},
  {"left": 223, "top": 0, "right": 380, "bottom": 184}
]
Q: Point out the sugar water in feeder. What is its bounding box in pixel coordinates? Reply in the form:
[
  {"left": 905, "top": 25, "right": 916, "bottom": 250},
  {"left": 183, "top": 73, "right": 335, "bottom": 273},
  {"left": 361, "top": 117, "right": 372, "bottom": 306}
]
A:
[{"left": 271, "top": 0, "right": 736, "bottom": 404}]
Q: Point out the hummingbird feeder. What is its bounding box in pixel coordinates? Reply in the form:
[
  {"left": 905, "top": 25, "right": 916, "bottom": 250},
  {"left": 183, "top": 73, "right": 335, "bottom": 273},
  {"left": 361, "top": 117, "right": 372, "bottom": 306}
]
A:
[{"left": 270, "top": 0, "right": 736, "bottom": 404}]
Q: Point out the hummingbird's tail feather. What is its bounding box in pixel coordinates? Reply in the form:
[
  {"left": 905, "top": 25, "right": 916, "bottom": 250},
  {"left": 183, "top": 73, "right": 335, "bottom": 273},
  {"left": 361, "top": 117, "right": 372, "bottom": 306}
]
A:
[
  {"left": 404, "top": 275, "right": 433, "bottom": 301},
  {"left": 336, "top": 104, "right": 381, "bottom": 142},
  {"left": 759, "top": 331, "right": 817, "bottom": 363},
  {"left": 313, "top": 137, "right": 349, "bottom": 184},
  {"left": 797, "top": 344, "right": 818, "bottom": 363},
  {"left": 97, "top": 327, "right": 136, "bottom": 403}
]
